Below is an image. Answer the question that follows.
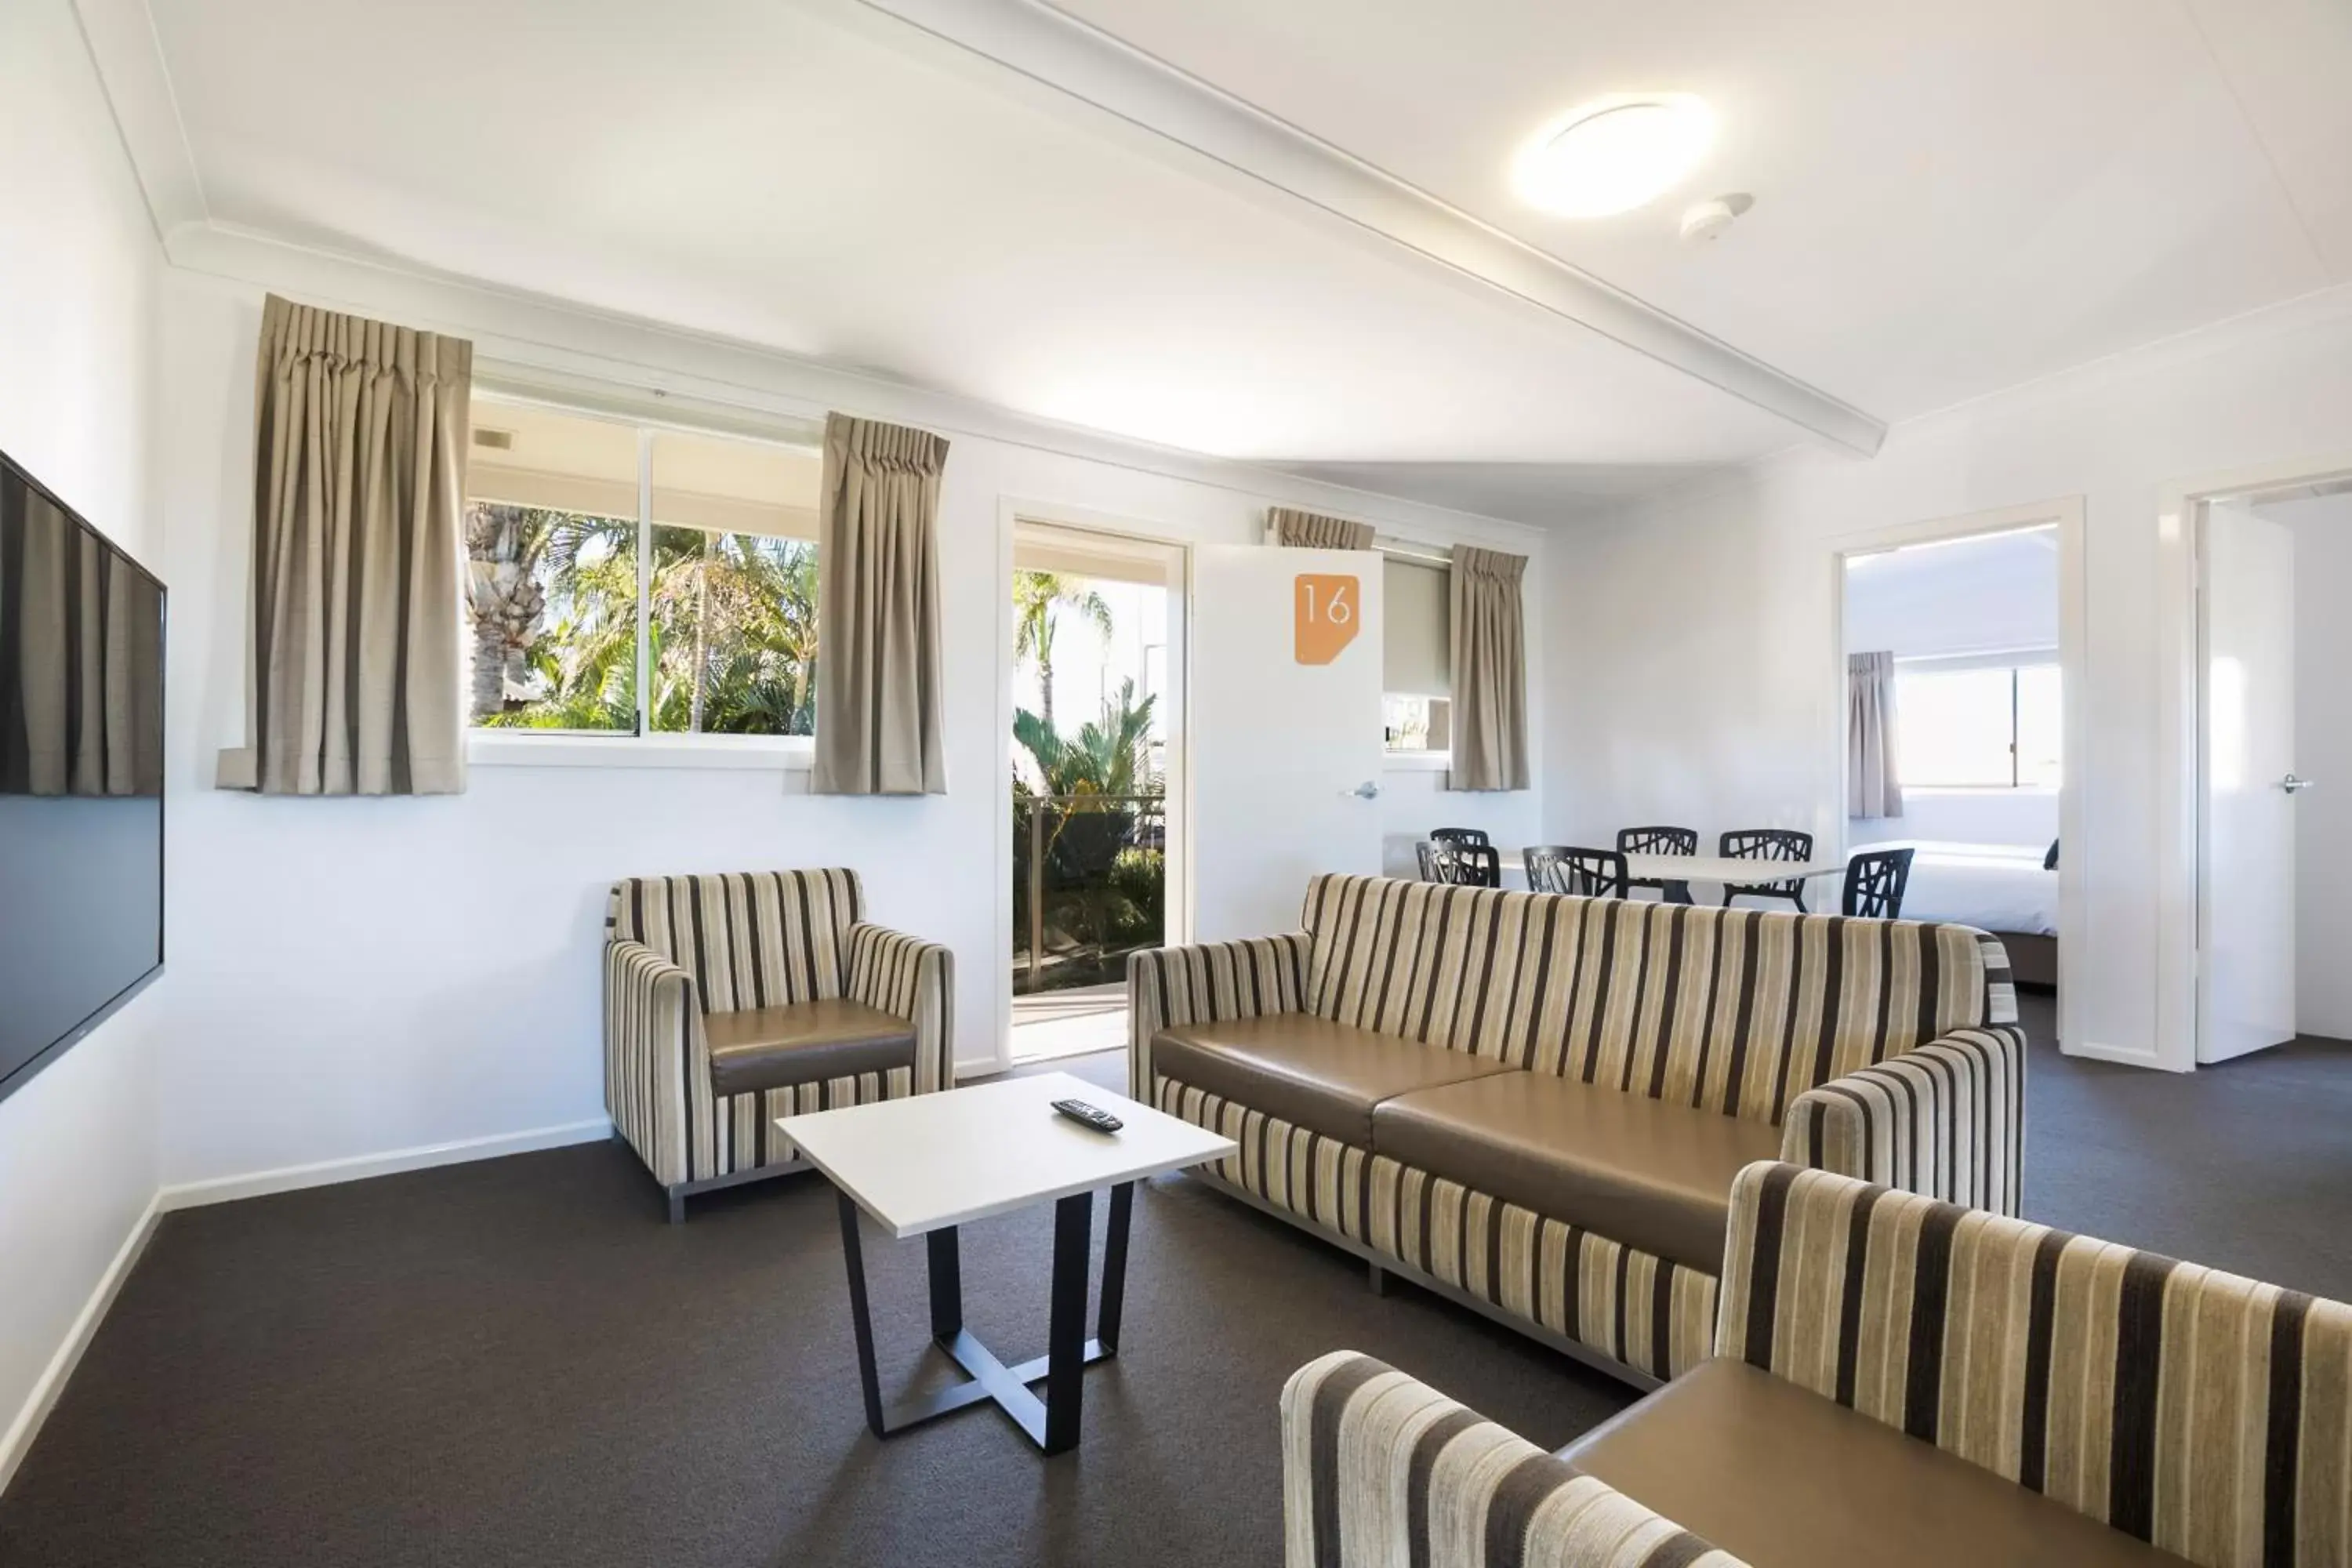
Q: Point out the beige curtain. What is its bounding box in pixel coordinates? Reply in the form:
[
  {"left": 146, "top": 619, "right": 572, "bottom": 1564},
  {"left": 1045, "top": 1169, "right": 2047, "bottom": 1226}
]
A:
[
  {"left": 1848, "top": 650, "right": 1904, "bottom": 818},
  {"left": 216, "top": 295, "right": 470, "bottom": 795},
  {"left": 811, "top": 413, "right": 950, "bottom": 795},
  {"left": 2, "top": 477, "right": 163, "bottom": 797},
  {"left": 1269, "top": 507, "right": 1374, "bottom": 550},
  {"left": 1449, "top": 546, "right": 1527, "bottom": 791}
]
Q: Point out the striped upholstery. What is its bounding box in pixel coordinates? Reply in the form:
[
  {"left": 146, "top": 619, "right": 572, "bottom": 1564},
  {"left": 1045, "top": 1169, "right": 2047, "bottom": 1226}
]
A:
[
  {"left": 1282, "top": 1351, "right": 1749, "bottom": 1568},
  {"left": 1719, "top": 1163, "right": 2352, "bottom": 1568},
  {"left": 1160, "top": 1078, "right": 1718, "bottom": 1381},
  {"left": 602, "top": 869, "right": 953, "bottom": 1192},
  {"left": 1133, "top": 876, "right": 2026, "bottom": 1381}
]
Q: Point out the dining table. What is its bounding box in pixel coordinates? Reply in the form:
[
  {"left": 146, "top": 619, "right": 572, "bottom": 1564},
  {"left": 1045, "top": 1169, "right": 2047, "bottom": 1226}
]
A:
[{"left": 1491, "top": 848, "right": 1852, "bottom": 895}]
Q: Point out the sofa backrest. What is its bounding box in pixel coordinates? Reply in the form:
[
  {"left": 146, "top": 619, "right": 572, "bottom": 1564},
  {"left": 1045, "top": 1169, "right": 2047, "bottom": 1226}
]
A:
[
  {"left": 1300, "top": 874, "right": 2013, "bottom": 1123},
  {"left": 606, "top": 868, "right": 862, "bottom": 1011},
  {"left": 1719, "top": 1162, "right": 2352, "bottom": 1568}
]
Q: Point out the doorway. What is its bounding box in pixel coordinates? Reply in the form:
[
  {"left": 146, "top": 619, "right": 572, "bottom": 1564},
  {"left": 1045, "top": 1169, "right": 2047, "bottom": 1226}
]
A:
[
  {"left": 1004, "top": 519, "right": 1189, "bottom": 1066},
  {"left": 1830, "top": 498, "right": 2085, "bottom": 1054},
  {"left": 2194, "top": 473, "right": 2352, "bottom": 1064}
]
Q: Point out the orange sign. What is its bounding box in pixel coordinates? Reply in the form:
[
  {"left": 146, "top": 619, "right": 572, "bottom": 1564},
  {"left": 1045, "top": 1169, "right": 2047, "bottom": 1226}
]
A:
[{"left": 1294, "top": 573, "right": 1360, "bottom": 665}]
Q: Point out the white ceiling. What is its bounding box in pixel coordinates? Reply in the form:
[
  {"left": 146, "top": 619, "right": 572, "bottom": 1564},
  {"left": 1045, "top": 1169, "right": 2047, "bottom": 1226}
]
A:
[{"left": 103, "top": 0, "right": 2352, "bottom": 524}]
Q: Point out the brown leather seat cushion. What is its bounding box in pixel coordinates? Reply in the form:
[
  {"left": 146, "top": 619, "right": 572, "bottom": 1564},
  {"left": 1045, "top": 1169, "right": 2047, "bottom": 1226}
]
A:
[
  {"left": 1370, "top": 1073, "right": 1779, "bottom": 1272},
  {"left": 705, "top": 998, "right": 916, "bottom": 1098},
  {"left": 1152, "top": 1014, "right": 1517, "bottom": 1145},
  {"left": 1565, "top": 1358, "right": 2190, "bottom": 1568}
]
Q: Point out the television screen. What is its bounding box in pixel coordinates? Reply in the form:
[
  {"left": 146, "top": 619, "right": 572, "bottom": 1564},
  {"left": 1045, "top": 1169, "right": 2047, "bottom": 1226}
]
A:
[{"left": 0, "top": 451, "right": 164, "bottom": 1105}]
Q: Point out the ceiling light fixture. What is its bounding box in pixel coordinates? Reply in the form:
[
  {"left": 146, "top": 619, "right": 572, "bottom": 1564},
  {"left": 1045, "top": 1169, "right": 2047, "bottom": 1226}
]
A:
[{"left": 1513, "top": 94, "right": 1715, "bottom": 218}]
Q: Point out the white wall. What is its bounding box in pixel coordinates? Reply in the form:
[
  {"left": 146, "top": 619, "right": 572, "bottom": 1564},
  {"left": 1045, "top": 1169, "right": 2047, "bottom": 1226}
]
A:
[
  {"left": 154, "top": 262, "right": 1543, "bottom": 1191},
  {"left": 2262, "top": 492, "right": 2352, "bottom": 1040},
  {"left": 1379, "top": 764, "right": 1538, "bottom": 878},
  {"left": 1547, "top": 281, "right": 2352, "bottom": 1062},
  {"left": 0, "top": 0, "right": 167, "bottom": 1484}
]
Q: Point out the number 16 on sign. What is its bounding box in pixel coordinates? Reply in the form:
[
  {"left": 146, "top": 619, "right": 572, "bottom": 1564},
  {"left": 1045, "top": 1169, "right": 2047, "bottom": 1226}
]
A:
[{"left": 1294, "top": 574, "right": 1360, "bottom": 665}]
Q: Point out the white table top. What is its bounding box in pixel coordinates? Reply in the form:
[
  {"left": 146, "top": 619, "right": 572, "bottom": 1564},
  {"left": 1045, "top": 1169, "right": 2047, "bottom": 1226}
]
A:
[
  {"left": 1494, "top": 850, "right": 1849, "bottom": 884},
  {"left": 778, "top": 1072, "right": 1238, "bottom": 1240}
]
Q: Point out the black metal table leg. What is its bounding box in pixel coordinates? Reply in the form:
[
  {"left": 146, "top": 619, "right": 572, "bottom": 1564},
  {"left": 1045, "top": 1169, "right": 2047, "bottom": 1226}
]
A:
[
  {"left": 927, "top": 1226, "right": 962, "bottom": 1344},
  {"left": 1098, "top": 1181, "right": 1134, "bottom": 1353},
  {"left": 837, "top": 1189, "right": 887, "bottom": 1439},
  {"left": 1042, "top": 1189, "right": 1094, "bottom": 1455}
]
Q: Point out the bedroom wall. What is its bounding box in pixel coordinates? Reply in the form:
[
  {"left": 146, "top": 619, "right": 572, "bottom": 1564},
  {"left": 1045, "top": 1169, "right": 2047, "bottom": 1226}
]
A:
[
  {"left": 2263, "top": 491, "right": 2352, "bottom": 1040},
  {"left": 0, "top": 0, "right": 168, "bottom": 1486},
  {"left": 151, "top": 257, "right": 1544, "bottom": 1193},
  {"left": 1545, "top": 280, "right": 2352, "bottom": 1063}
]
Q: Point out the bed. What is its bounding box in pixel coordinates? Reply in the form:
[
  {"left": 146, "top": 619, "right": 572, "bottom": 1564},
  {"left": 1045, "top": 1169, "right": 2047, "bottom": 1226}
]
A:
[{"left": 1853, "top": 839, "right": 2060, "bottom": 989}]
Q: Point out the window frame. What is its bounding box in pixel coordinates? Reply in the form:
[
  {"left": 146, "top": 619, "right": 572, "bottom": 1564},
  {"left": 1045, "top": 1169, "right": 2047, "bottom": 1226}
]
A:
[
  {"left": 1893, "top": 651, "right": 2061, "bottom": 791},
  {"left": 463, "top": 387, "right": 824, "bottom": 771}
]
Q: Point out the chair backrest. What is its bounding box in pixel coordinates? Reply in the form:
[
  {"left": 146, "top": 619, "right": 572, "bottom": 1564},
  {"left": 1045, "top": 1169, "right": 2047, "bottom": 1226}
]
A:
[
  {"left": 1720, "top": 827, "right": 1813, "bottom": 862},
  {"left": 1298, "top": 875, "right": 2013, "bottom": 1119},
  {"left": 1429, "top": 826, "right": 1490, "bottom": 847},
  {"left": 1617, "top": 825, "right": 1697, "bottom": 857},
  {"left": 1842, "top": 847, "right": 1914, "bottom": 918},
  {"left": 2042, "top": 837, "right": 2060, "bottom": 870},
  {"left": 1719, "top": 1163, "right": 2352, "bottom": 1568},
  {"left": 1421, "top": 838, "right": 1501, "bottom": 887},
  {"left": 1524, "top": 845, "right": 1627, "bottom": 898},
  {"left": 605, "top": 868, "right": 864, "bottom": 1011}
]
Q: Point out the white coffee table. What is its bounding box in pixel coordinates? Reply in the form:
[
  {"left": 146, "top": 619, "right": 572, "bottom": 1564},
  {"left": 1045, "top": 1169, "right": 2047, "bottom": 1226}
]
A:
[{"left": 778, "top": 1070, "right": 1236, "bottom": 1456}]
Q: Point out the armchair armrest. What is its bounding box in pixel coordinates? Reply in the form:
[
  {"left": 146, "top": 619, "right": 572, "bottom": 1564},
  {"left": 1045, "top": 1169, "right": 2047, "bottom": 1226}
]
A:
[
  {"left": 1780, "top": 1025, "right": 2024, "bottom": 1217},
  {"left": 604, "top": 939, "right": 706, "bottom": 1187},
  {"left": 1127, "top": 932, "right": 1312, "bottom": 1099},
  {"left": 846, "top": 922, "right": 955, "bottom": 1094},
  {"left": 1282, "top": 1351, "right": 1747, "bottom": 1568}
]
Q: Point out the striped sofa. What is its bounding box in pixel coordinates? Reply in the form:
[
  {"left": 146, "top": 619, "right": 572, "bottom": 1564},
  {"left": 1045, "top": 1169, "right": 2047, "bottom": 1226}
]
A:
[
  {"left": 1285, "top": 1162, "right": 2352, "bottom": 1568},
  {"left": 1131, "top": 873, "right": 2022, "bottom": 1382},
  {"left": 604, "top": 868, "right": 952, "bottom": 1221}
]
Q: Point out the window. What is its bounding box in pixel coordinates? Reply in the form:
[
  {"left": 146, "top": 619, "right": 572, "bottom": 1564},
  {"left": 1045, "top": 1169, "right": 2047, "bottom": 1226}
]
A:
[
  {"left": 1894, "top": 659, "right": 2061, "bottom": 787},
  {"left": 463, "top": 400, "right": 821, "bottom": 741},
  {"left": 1383, "top": 554, "right": 1450, "bottom": 753}
]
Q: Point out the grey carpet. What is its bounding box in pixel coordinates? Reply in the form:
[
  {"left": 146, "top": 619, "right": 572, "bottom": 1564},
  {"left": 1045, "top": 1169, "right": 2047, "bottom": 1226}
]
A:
[{"left": 3, "top": 993, "right": 2349, "bottom": 1566}]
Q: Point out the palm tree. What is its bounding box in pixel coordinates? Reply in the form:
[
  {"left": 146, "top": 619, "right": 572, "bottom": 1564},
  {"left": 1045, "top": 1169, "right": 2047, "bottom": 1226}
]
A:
[
  {"left": 464, "top": 503, "right": 635, "bottom": 724},
  {"left": 1012, "top": 570, "right": 1112, "bottom": 733}
]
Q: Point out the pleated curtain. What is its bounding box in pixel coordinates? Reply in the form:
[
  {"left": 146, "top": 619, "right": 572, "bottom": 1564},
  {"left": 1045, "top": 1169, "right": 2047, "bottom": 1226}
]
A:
[
  {"left": 1, "top": 474, "right": 164, "bottom": 797},
  {"left": 216, "top": 294, "right": 471, "bottom": 795},
  {"left": 1269, "top": 506, "right": 1374, "bottom": 550},
  {"left": 1848, "top": 649, "right": 1904, "bottom": 818},
  {"left": 811, "top": 412, "right": 951, "bottom": 795},
  {"left": 1448, "top": 546, "right": 1528, "bottom": 791}
]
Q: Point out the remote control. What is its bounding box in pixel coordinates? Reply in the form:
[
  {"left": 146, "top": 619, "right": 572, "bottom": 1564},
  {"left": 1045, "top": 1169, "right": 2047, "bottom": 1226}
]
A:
[{"left": 1051, "top": 1098, "right": 1123, "bottom": 1134}]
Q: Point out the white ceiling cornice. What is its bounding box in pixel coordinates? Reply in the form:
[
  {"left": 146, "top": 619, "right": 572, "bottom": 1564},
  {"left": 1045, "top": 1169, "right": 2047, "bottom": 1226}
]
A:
[
  {"left": 824, "top": 0, "right": 1887, "bottom": 456},
  {"left": 71, "top": 0, "right": 207, "bottom": 241}
]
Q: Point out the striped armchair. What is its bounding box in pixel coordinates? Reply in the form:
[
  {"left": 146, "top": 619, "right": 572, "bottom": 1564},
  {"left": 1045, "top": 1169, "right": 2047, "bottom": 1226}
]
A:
[
  {"left": 604, "top": 868, "right": 952, "bottom": 1221},
  {"left": 1287, "top": 1163, "right": 2352, "bottom": 1568},
  {"left": 1134, "top": 874, "right": 2023, "bottom": 1383}
]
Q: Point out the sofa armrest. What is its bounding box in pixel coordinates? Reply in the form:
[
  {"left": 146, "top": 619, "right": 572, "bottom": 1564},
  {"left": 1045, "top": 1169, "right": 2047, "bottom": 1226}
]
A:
[
  {"left": 1718, "top": 1163, "right": 2352, "bottom": 1563},
  {"left": 846, "top": 922, "right": 955, "bottom": 1094},
  {"left": 1282, "top": 1351, "right": 1747, "bottom": 1568},
  {"left": 1780, "top": 1025, "right": 2025, "bottom": 1217},
  {"left": 604, "top": 939, "right": 706, "bottom": 1187},
  {"left": 1127, "top": 933, "right": 1312, "bottom": 1098}
]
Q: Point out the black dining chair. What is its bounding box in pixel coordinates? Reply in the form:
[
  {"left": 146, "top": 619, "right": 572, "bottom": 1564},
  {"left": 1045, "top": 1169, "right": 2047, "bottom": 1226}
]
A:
[
  {"left": 1842, "top": 847, "right": 1915, "bottom": 919},
  {"left": 1523, "top": 845, "right": 1628, "bottom": 898},
  {"left": 1719, "top": 828, "right": 1815, "bottom": 912},
  {"left": 1429, "top": 827, "right": 1490, "bottom": 848},
  {"left": 1420, "top": 839, "right": 1501, "bottom": 888},
  {"left": 1617, "top": 825, "right": 1697, "bottom": 905}
]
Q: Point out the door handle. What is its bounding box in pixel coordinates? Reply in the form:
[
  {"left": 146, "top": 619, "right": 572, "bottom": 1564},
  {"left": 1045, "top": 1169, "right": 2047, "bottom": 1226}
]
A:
[
  {"left": 1345, "top": 780, "right": 1381, "bottom": 800},
  {"left": 2283, "top": 774, "right": 2317, "bottom": 794}
]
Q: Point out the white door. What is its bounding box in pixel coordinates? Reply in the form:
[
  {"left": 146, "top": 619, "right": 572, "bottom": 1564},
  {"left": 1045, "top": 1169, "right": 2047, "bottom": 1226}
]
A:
[
  {"left": 2201, "top": 500, "right": 2298, "bottom": 1062},
  {"left": 1190, "top": 545, "right": 1385, "bottom": 940}
]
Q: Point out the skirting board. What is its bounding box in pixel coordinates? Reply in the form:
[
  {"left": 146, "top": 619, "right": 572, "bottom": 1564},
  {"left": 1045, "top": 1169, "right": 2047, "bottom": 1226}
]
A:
[
  {"left": 0, "top": 1190, "right": 163, "bottom": 1497},
  {"left": 2, "top": 1117, "right": 615, "bottom": 1497},
  {"left": 157, "top": 1118, "right": 615, "bottom": 1212}
]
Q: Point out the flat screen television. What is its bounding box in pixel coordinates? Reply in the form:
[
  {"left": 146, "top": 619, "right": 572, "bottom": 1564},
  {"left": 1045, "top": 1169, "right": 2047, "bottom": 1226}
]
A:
[{"left": 0, "top": 448, "right": 164, "bottom": 1107}]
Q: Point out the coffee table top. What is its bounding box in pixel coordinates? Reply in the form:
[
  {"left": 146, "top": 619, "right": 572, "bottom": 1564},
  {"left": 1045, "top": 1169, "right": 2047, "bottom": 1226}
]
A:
[{"left": 778, "top": 1072, "right": 1238, "bottom": 1240}]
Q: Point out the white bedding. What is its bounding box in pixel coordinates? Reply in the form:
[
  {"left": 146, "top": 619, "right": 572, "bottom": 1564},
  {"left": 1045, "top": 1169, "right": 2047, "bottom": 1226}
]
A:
[{"left": 1853, "top": 840, "right": 2058, "bottom": 935}]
